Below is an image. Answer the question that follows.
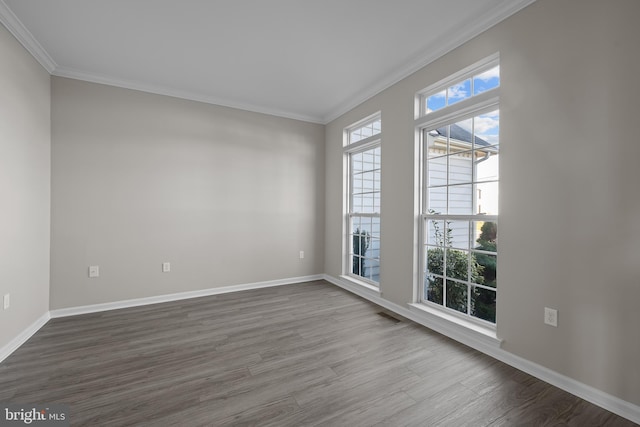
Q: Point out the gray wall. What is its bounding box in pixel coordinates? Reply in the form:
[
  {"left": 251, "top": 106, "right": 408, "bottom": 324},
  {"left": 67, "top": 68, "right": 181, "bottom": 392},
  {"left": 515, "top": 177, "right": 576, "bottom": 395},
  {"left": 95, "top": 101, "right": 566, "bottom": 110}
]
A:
[
  {"left": 51, "top": 77, "right": 325, "bottom": 309},
  {"left": 2, "top": 0, "right": 639, "bottom": 410},
  {"left": 0, "top": 25, "right": 51, "bottom": 348},
  {"left": 325, "top": 0, "right": 640, "bottom": 406}
]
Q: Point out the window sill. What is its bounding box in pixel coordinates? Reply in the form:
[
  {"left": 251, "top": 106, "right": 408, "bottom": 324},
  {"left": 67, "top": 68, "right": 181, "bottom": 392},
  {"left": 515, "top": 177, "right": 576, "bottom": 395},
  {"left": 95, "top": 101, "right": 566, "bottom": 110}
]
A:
[
  {"left": 408, "top": 303, "right": 502, "bottom": 348},
  {"left": 338, "top": 275, "right": 380, "bottom": 297}
]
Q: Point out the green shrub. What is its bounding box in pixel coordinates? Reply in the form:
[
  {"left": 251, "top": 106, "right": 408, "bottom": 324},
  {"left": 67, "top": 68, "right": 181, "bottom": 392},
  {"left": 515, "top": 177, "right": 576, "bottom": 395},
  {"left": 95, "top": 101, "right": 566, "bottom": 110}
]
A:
[
  {"left": 425, "top": 218, "right": 498, "bottom": 322},
  {"left": 352, "top": 227, "right": 371, "bottom": 277}
]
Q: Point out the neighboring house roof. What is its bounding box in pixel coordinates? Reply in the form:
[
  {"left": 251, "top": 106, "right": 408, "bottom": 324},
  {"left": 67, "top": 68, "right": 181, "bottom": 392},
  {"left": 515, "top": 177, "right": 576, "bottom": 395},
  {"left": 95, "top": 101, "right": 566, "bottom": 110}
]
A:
[{"left": 435, "top": 124, "right": 490, "bottom": 147}]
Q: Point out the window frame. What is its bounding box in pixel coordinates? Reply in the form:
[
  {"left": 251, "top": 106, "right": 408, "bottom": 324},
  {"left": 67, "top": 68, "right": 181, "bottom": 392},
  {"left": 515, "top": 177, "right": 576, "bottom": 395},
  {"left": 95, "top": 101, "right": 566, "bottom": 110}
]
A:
[
  {"left": 415, "top": 56, "right": 500, "bottom": 328},
  {"left": 344, "top": 113, "right": 382, "bottom": 288},
  {"left": 415, "top": 53, "right": 500, "bottom": 120}
]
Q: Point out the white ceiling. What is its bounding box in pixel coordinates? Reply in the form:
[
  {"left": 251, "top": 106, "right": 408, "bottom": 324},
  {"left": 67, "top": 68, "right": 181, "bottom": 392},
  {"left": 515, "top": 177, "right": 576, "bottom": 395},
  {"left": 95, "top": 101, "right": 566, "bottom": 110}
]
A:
[{"left": 0, "top": 0, "right": 534, "bottom": 123}]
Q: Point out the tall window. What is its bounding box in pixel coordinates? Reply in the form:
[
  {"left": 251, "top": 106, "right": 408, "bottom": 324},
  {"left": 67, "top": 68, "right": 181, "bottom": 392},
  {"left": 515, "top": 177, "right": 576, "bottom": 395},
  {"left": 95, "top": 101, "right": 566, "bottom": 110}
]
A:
[
  {"left": 345, "top": 114, "right": 381, "bottom": 286},
  {"left": 416, "top": 55, "right": 499, "bottom": 324}
]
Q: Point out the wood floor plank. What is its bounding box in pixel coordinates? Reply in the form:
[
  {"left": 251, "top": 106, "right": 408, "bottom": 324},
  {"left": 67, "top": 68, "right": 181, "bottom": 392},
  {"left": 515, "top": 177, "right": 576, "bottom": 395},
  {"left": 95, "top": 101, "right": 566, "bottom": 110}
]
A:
[{"left": 0, "top": 280, "right": 635, "bottom": 426}]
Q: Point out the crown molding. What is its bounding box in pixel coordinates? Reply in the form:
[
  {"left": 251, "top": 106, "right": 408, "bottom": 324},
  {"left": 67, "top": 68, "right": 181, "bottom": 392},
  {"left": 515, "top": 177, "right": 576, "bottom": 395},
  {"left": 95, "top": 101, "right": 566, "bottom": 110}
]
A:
[
  {"left": 52, "top": 66, "right": 325, "bottom": 124},
  {"left": 322, "top": 0, "right": 538, "bottom": 124},
  {"left": 2, "top": 0, "right": 537, "bottom": 125},
  {"left": 0, "top": 0, "right": 56, "bottom": 72}
]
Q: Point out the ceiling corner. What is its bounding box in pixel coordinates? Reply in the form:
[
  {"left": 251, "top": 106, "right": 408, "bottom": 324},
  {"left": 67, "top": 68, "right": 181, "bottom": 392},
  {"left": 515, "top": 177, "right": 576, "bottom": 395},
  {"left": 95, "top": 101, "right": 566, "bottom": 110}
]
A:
[
  {"left": 0, "top": 0, "right": 56, "bottom": 73},
  {"left": 322, "top": 0, "right": 538, "bottom": 125}
]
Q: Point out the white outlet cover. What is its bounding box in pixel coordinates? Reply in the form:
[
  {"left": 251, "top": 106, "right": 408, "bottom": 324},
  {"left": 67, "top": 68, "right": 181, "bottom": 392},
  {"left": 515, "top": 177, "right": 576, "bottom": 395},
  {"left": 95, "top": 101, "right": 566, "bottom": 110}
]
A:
[
  {"left": 162, "top": 262, "right": 171, "bottom": 272},
  {"left": 544, "top": 307, "right": 558, "bottom": 327},
  {"left": 89, "top": 265, "right": 99, "bottom": 278},
  {"left": 3, "top": 294, "right": 9, "bottom": 310}
]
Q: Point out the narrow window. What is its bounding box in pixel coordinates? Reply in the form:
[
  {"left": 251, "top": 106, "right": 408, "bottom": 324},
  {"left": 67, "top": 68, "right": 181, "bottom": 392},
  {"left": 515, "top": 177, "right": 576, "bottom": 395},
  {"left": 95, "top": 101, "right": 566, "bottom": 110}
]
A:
[{"left": 344, "top": 115, "right": 381, "bottom": 286}]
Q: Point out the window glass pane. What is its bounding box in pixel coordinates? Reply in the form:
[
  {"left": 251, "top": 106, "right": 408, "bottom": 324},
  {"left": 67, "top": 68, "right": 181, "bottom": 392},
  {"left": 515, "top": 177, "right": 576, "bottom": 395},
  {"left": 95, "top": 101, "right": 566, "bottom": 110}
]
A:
[
  {"left": 427, "top": 187, "right": 447, "bottom": 215},
  {"left": 358, "top": 217, "right": 372, "bottom": 236},
  {"left": 472, "top": 253, "right": 496, "bottom": 288},
  {"left": 448, "top": 184, "right": 473, "bottom": 215},
  {"left": 352, "top": 228, "right": 370, "bottom": 276},
  {"left": 361, "top": 171, "right": 374, "bottom": 191},
  {"left": 368, "top": 237, "right": 380, "bottom": 259},
  {"left": 473, "top": 65, "right": 500, "bottom": 95},
  {"left": 447, "top": 79, "right": 471, "bottom": 106},
  {"left": 352, "top": 255, "right": 363, "bottom": 276},
  {"left": 373, "top": 146, "right": 381, "bottom": 166},
  {"left": 446, "top": 249, "right": 469, "bottom": 282},
  {"left": 473, "top": 221, "right": 497, "bottom": 252},
  {"left": 372, "top": 217, "right": 381, "bottom": 238},
  {"left": 425, "top": 127, "right": 447, "bottom": 158},
  {"left": 474, "top": 110, "right": 499, "bottom": 147},
  {"left": 427, "top": 219, "right": 446, "bottom": 247},
  {"left": 372, "top": 119, "right": 381, "bottom": 135},
  {"left": 351, "top": 194, "right": 362, "bottom": 213},
  {"left": 446, "top": 280, "right": 468, "bottom": 313},
  {"left": 352, "top": 172, "right": 363, "bottom": 194},
  {"left": 360, "top": 193, "right": 374, "bottom": 211},
  {"left": 426, "top": 247, "right": 444, "bottom": 276},
  {"left": 449, "top": 119, "right": 473, "bottom": 155},
  {"left": 426, "top": 90, "right": 446, "bottom": 113},
  {"left": 448, "top": 220, "right": 470, "bottom": 250},
  {"left": 367, "top": 258, "right": 380, "bottom": 283},
  {"left": 471, "top": 286, "right": 496, "bottom": 323},
  {"left": 474, "top": 146, "right": 499, "bottom": 182},
  {"left": 350, "top": 216, "right": 361, "bottom": 238},
  {"left": 349, "top": 119, "right": 381, "bottom": 144},
  {"left": 448, "top": 150, "right": 473, "bottom": 185},
  {"left": 362, "top": 150, "right": 375, "bottom": 169},
  {"left": 373, "top": 170, "right": 381, "bottom": 192},
  {"left": 351, "top": 147, "right": 381, "bottom": 215},
  {"left": 427, "top": 157, "right": 447, "bottom": 187},
  {"left": 425, "top": 275, "right": 443, "bottom": 305},
  {"left": 352, "top": 152, "right": 363, "bottom": 173},
  {"left": 474, "top": 182, "right": 498, "bottom": 215}
]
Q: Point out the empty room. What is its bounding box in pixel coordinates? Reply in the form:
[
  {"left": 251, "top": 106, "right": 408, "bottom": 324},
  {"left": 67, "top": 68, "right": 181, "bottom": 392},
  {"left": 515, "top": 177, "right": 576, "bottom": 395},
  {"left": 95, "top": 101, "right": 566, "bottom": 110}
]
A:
[{"left": 1, "top": 0, "right": 639, "bottom": 425}]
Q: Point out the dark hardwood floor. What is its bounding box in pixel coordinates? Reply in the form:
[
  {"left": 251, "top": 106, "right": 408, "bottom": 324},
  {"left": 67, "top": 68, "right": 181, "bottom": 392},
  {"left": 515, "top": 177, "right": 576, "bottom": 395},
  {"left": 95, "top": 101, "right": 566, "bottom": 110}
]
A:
[{"left": 0, "top": 280, "right": 636, "bottom": 426}]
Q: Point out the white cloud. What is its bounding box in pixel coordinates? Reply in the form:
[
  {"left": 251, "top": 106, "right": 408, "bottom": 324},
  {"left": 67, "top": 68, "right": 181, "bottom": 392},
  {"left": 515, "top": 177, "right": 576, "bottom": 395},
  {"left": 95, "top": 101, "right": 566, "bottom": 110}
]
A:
[
  {"left": 474, "top": 65, "right": 500, "bottom": 82},
  {"left": 455, "top": 118, "right": 473, "bottom": 132},
  {"left": 430, "top": 89, "right": 446, "bottom": 99},
  {"left": 475, "top": 111, "right": 499, "bottom": 133},
  {"left": 448, "top": 82, "right": 469, "bottom": 100}
]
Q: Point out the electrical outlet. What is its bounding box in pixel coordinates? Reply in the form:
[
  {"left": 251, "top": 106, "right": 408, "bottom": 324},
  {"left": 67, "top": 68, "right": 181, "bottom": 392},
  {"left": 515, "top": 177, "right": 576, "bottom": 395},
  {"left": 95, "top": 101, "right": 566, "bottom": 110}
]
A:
[
  {"left": 299, "top": 251, "right": 304, "bottom": 259},
  {"left": 162, "top": 262, "right": 171, "bottom": 273},
  {"left": 3, "top": 294, "right": 9, "bottom": 310},
  {"left": 89, "top": 265, "right": 99, "bottom": 278},
  {"left": 544, "top": 307, "right": 558, "bottom": 327}
]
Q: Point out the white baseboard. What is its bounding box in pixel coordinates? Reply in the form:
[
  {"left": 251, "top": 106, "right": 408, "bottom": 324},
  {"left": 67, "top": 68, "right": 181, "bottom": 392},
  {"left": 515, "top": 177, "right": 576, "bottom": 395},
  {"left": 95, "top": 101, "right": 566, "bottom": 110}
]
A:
[
  {"left": 0, "top": 312, "right": 50, "bottom": 364},
  {"left": 3, "top": 274, "right": 637, "bottom": 423},
  {"left": 50, "top": 274, "right": 324, "bottom": 318},
  {"left": 322, "top": 274, "right": 640, "bottom": 425}
]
